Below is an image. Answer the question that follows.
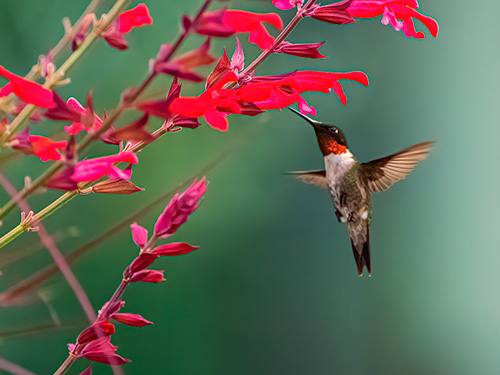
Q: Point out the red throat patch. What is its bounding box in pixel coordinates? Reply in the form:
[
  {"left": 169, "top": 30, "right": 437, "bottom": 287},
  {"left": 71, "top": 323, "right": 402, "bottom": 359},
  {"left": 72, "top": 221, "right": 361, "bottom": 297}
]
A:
[{"left": 318, "top": 139, "right": 347, "bottom": 156}]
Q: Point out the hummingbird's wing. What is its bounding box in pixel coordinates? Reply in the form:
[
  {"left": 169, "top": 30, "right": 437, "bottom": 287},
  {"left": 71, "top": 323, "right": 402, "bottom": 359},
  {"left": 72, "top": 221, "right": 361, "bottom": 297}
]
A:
[
  {"left": 359, "top": 141, "right": 434, "bottom": 192},
  {"left": 286, "top": 170, "right": 328, "bottom": 189}
]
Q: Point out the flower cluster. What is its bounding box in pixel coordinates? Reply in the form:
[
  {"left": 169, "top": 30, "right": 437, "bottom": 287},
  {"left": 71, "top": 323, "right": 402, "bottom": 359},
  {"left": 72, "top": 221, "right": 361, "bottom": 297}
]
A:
[
  {"left": 66, "top": 179, "right": 207, "bottom": 367},
  {"left": 0, "top": 0, "right": 439, "bottom": 373}
]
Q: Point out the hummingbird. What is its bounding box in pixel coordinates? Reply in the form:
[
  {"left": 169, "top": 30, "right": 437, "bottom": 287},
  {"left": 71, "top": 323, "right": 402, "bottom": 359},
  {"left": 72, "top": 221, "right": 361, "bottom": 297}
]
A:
[{"left": 288, "top": 108, "right": 433, "bottom": 276}]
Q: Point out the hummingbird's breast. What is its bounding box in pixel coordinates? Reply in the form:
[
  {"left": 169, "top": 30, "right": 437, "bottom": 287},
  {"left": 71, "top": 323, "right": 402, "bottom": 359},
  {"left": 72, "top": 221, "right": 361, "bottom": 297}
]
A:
[
  {"left": 324, "top": 151, "right": 371, "bottom": 223},
  {"left": 324, "top": 151, "right": 356, "bottom": 186}
]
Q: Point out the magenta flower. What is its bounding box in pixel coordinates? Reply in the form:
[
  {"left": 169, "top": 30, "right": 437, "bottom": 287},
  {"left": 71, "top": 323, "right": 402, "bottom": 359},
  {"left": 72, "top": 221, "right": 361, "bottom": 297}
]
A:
[
  {"left": 190, "top": 8, "right": 235, "bottom": 38},
  {"left": 347, "top": 0, "right": 439, "bottom": 38},
  {"left": 64, "top": 97, "right": 103, "bottom": 135},
  {"left": 71, "top": 337, "right": 131, "bottom": 365},
  {"left": 154, "top": 178, "right": 208, "bottom": 238},
  {"left": 72, "top": 152, "right": 138, "bottom": 182},
  {"left": 131, "top": 223, "right": 148, "bottom": 248},
  {"left": 111, "top": 313, "right": 153, "bottom": 327}
]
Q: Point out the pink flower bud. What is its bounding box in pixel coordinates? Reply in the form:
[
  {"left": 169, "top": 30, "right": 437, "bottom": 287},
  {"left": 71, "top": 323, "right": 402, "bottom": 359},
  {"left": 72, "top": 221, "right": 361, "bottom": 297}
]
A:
[
  {"left": 79, "top": 337, "right": 131, "bottom": 365},
  {"left": 129, "top": 269, "right": 166, "bottom": 283},
  {"left": 77, "top": 321, "right": 115, "bottom": 345},
  {"left": 152, "top": 242, "right": 199, "bottom": 256},
  {"left": 111, "top": 313, "right": 153, "bottom": 327},
  {"left": 274, "top": 41, "right": 326, "bottom": 59},
  {"left": 310, "top": 0, "right": 355, "bottom": 25},
  {"left": 128, "top": 253, "right": 158, "bottom": 274},
  {"left": 130, "top": 223, "right": 148, "bottom": 248},
  {"left": 92, "top": 179, "right": 144, "bottom": 195},
  {"left": 154, "top": 178, "right": 208, "bottom": 238}
]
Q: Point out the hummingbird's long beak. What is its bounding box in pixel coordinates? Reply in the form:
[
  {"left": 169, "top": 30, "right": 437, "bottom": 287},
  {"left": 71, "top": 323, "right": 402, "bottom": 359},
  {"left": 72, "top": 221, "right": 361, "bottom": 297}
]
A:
[{"left": 289, "top": 107, "right": 319, "bottom": 128}]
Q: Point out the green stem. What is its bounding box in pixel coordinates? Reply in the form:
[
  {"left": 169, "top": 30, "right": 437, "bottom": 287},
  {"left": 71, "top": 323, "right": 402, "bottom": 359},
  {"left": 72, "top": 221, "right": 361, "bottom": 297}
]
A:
[{"left": 0, "top": 191, "right": 77, "bottom": 250}]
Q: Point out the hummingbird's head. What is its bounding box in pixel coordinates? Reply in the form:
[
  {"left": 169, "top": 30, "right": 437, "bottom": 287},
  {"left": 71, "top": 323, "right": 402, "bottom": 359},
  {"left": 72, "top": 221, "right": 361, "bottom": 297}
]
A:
[{"left": 289, "top": 108, "right": 348, "bottom": 156}]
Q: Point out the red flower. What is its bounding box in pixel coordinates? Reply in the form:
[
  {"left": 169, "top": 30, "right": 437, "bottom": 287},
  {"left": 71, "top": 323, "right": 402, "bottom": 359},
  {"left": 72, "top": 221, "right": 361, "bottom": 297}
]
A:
[
  {"left": 0, "top": 65, "right": 54, "bottom": 108},
  {"left": 118, "top": 3, "right": 153, "bottom": 34},
  {"left": 28, "top": 135, "right": 67, "bottom": 162},
  {"left": 223, "top": 10, "right": 283, "bottom": 50},
  {"left": 347, "top": 0, "right": 438, "bottom": 38},
  {"left": 72, "top": 152, "right": 138, "bottom": 182},
  {"left": 169, "top": 72, "right": 242, "bottom": 131},
  {"left": 154, "top": 178, "right": 207, "bottom": 238}
]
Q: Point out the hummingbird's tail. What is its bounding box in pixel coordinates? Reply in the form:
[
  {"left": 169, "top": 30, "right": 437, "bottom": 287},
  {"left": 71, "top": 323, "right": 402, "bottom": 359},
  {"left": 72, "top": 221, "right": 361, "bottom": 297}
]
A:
[{"left": 349, "top": 222, "right": 371, "bottom": 276}]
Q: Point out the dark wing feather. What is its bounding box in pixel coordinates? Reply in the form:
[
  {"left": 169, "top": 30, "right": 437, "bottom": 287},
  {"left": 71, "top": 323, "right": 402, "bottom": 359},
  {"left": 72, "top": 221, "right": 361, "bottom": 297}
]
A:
[
  {"left": 286, "top": 170, "right": 328, "bottom": 189},
  {"left": 360, "top": 141, "right": 434, "bottom": 192}
]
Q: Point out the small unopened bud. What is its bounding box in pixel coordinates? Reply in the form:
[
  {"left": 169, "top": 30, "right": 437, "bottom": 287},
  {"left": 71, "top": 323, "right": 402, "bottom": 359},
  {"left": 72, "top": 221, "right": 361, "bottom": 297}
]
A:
[{"left": 92, "top": 178, "right": 144, "bottom": 195}]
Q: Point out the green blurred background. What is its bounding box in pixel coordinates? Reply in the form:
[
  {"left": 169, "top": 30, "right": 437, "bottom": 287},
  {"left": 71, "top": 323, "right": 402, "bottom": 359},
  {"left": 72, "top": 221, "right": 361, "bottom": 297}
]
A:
[{"left": 0, "top": 0, "right": 499, "bottom": 374}]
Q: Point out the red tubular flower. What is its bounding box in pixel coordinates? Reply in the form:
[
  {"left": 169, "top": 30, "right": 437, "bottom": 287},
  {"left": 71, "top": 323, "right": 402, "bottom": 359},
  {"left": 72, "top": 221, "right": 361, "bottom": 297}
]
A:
[
  {"left": 72, "top": 152, "right": 138, "bottom": 182},
  {"left": 154, "top": 178, "right": 207, "bottom": 238},
  {"left": 111, "top": 313, "right": 153, "bottom": 327},
  {"left": 169, "top": 72, "right": 242, "bottom": 131},
  {"left": 0, "top": 65, "right": 54, "bottom": 108},
  {"left": 223, "top": 10, "right": 283, "bottom": 50},
  {"left": 28, "top": 135, "right": 67, "bottom": 162},
  {"left": 274, "top": 41, "right": 326, "bottom": 59},
  {"left": 152, "top": 242, "right": 199, "bottom": 256},
  {"left": 347, "top": 0, "right": 438, "bottom": 38},
  {"left": 118, "top": 3, "right": 153, "bottom": 34},
  {"left": 294, "top": 70, "right": 370, "bottom": 105}
]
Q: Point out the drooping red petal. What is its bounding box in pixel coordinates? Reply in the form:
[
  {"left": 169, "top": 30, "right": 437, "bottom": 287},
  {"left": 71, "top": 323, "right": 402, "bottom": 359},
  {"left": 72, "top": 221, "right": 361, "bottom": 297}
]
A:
[{"left": 0, "top": 65, "right": 54, "bottom": 108}]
